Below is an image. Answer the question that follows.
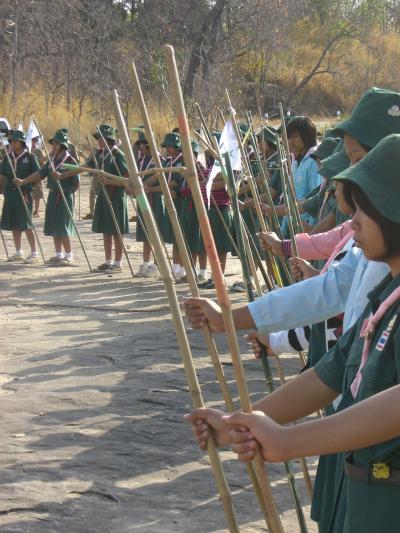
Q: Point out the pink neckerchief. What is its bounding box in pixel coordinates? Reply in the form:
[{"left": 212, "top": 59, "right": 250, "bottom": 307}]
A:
[
  {"left": 101, "top": 145, "right": 117, "bottom": 171},
  {"left": 350, "top": 286, "right": 400, "bottom": 397},
  {"left": 167, "top": 152, "right": 182, "bottom": 184},
  {"left": 139, "top": 155, "right": 153, "bottom": 172},
  {"left": 320, "top": 230, "right": 354, "bottom": 274},
  {"left": 11, "top": 148, "right": 28, "bottom": 171},
  {"left": 51, "top": 150, "right": 70, "bottom": 171}
]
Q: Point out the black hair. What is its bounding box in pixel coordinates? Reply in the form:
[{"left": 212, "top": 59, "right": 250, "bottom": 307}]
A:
[
  {"left": 341, "top": 181, "right": 357, "bottom": 212},
  {"left": 351, "top": 182, "right": 400, "bottom": 258},
  {"left": 172, "top": 127, "right": 180, "bottom": 134},
  {"left": 286, "top": 117, "right": 317, "bottom": 152}
]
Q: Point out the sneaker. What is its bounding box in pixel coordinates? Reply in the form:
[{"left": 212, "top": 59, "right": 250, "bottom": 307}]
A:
[
  {"left": 230, "top": 281, "right": 246, "bottom": 293},
  {"left": 129, "top": 215, "right": 137, "bottom": 222},
  {"left": 33, "top": 211, "right": 39, "bottom": 218},
  {"left": 47, "top": 256, "right": 63, "bottom": 265},
  {"left": 7, "top": 253, "right": 24, "bottom": 262},
  {"left": 97, "top": 262, "right": 112, "bottom": 271},
  {"left": 175, "top": 274, "right": 188, "bottom": 284},
  {"left": 61, "top": 257, "right": 74, "bottom": 266},
  {"left": 197, "top": 272, "right": 208, "bottom": 282},
  {"left": 202, "top": 279, "right": 215, "bottom": 290},
  {"left": 198, "top": 277, "right": 212, "bottom": 288},
  {"left": 23, "top": 254, "right": 39, "bottom": 265},
  {"left": 82, "top": 213, "right": 94, "bottom": 220},
  {"left": 135, "top": 263, "right": 148, "bottom": 277},
  {"left": 143, "top": 264, "right": 159, "bottom": 278},
  {"left": 106, "top": 264, "right": 122, "bottom": 273}
]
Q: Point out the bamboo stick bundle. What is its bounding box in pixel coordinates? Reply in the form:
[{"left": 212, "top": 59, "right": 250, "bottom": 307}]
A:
[{"left": 112, "top": 89, "right": 240, "bottom": 533}]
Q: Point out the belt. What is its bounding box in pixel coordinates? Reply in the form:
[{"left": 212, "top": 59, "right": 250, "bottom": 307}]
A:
[{"left": 345, "top": 455, "right": 400, "bottom": 486}]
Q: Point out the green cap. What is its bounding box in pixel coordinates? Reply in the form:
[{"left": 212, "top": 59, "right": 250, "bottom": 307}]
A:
[
  {"left": 334, "top": 134, "right": 400, "bottom": 223},
  {"left": 319, "top": 145, "right": 350, "bottom": 179},
  {"left": 9, "top": 130, "right": 26, "bottom": 143},
  {"left": 310, "top": 137, "right": 340, "bottom": 161},
  {"left": 211, "top": 131, "right": 221, "bottom": 144},
  {"left": 332, "top": 87, "right": 400, "bottom": 149},
  {"left": 93, "top": 124, "right": 117, "bottom": 141},
  {"left": 138, "top": 132, "right": 148, "bottom": 145},
  {"left": 161, "top": 132, "right": 181, "bottom": 149},
  {"left": 191, "top": 140, "right": 200, "bottom": 154},
  {"left": 49, "top": 130, "right": 69, "bottom": 149},
  {"left": 257, "top": 126, "right": 277, "bottom": 146}
]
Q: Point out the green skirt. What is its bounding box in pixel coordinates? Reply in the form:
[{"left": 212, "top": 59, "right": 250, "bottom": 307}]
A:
[
  {"left": 44, "top": 189, "right": 76, "bottom": 237},
  {"left": 200, "top": 205, "right": 234, "bottom": 254},
  {"left": 180, "top": 198, "right": 201, "bottom": 253},
  {"left": 136, "top": 191, "right": 165, "bottom": 243},
  {"left": 92, "top": 185, "right": 129, "bottom": 235},
  {"left": 0, "top": 187, "right": 33, "bottom": 231}
]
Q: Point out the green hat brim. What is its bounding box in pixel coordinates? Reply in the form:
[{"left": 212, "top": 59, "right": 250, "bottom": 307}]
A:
[{"left": 49, "top": 138, "right": 68, "bottom": 149}]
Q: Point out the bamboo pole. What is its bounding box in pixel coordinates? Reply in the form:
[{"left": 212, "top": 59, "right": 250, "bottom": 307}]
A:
[
  {"left": 0, "top": 228, "right": 9, "bottom": 259},
  {"left": 0, "top": 136, "right": 46, "bottom": 263},
  {"left": 87, "top": 134, "right": 135, "bottom": 278},
  {"left": 32, "top": 117, "right": 92, "bottom": 271},
  {"left": 112, "top": 89, "right": 240, "bottom": 533},
  {"left": 163, "top": 44, "right": 283, "bottom": 533}
]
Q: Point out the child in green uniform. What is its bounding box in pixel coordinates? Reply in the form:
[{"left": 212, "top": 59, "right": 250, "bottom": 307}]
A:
[
  {"left": 90, "top": 124, "right": 129, "bottom": 273},
  {"left": 31, "top": 136, "right": 45, "bottom": 218},
  {"left": 18, "top": 130, "right": 79, "bottom": 265},
  {"left": 135, "top": 133, "right": 159, "bottom": 279},
  {"left": 160, "top": 132, "right": 185, "bottom": 278},
  {"left": 186, "top": 133, "right": 400, "bottom": 533},
  {"left": 0, "top": 130, "right": 40, "bottom": 264}
]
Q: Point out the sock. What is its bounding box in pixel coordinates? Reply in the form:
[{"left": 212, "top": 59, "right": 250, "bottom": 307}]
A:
[
  {"left": 172, "top": 263, "right": 180, "bottom": 274},
  {"left": 179, "top": 266, "right": 186, "bottom": 276},
  {"left": 16, "top": 249, "right": 23, "bottom": 256},
  {"left": 31, "top": 251, "right": 38, "bottom": 257},
  {"left": 143, "top": 261, "right": 150, "bottom": 268},
  {"left": 114, "top": 260, "right": 122, "bottom": 267},
  {"left": 106, "top": 259, "right": 114, "bottom": 266},
  {"left": 56, "top": 251, "right": 64, "bottom": 259},
  {"left": 65, "top": 252, "right": 73, "bottom": 259},
  {"left": 198, "top": 269, "right": 207, "bottom": 277}
]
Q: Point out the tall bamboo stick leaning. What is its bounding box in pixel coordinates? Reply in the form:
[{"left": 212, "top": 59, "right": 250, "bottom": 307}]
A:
[
  {"left": 0, "top": 228, "right": 9, "bottom": 259},
  {"left": 163, "top": 44, "right": 284, "bottom": 533},
  {"left": 112, "top": 89, "right": 239, "bottom": 533},
  {"left": 86, "top": 134, "right": 135, "bottom": 278},
  {"left": 129, "top": 61, "right": 272, "bottom": 523},
  {"left": 224, "top": 152, "right": 309, "bottom": 532},
  {"left": 0, "top": 135, "right": 46, "bottom": 263},
  {"left": 33, "top": 117, "right": 92, "bottom": 271}
]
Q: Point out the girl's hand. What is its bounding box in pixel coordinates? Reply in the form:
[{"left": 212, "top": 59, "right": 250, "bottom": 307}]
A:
[
  {"left": 222, "top": 411, "right": 286, "bottom": 463},
  {"left": 244, "top": 331, "right": 275, "bottom": 359},
  {"left": 51, "top": 171, "right": 61, "bottom": 180},
  {"left": 181, "top": 296, "right": 224, "bottom": 332},
  {"left": 184, "top": 408, "right": 231, "bottom": 450},
  {"left": 14, "top": 178, "right": 24, "bottom": 187},
  {"left": 289, "top": 257, "right": 320, "bottom": 281},
  {"left": 260, "top": 202, "right": 271, "bottom": 216},
  {"left": 257, "top": 231, "right": 283, "bottom": 257}
]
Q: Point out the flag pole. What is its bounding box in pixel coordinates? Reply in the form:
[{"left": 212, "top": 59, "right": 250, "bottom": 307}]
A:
[
  {"left": 163, "top": 44, "right": 284, "bottom": 533},
  {"left": 112, "top": 88, "right": 240, "bottom": 533}
]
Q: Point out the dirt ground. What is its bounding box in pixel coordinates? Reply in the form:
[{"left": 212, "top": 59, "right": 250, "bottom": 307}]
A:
[{"left": 0, "top": 181, "right": 318, "bottom": 533}]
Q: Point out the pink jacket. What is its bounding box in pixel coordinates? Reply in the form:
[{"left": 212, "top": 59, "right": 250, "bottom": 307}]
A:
[{"left": 295, "top": 220, "right": 353, "bottom": 260}]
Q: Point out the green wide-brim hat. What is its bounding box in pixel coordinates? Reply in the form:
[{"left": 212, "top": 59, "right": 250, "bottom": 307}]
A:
[
  {"left": 93, "top": 124, "right": 117, "bottom": 141},
  {"left": 310, "top": 137, "right": 340, "bottom": 161},
  {"left": 257, "top": 126, "right": 277, "bottom": 146},
  {"left": 319, "top": 145, "right": 350, "bottom": 179},
  {"left": 211, "top": 131, "right": 221, "bottom": 144},
  {"left": 138, "top": 132, "right": 148, "bottom": 144},
  {"left": 161, "top": 132, "right": 181, "bottom": 149},
  {"left": 334, "top": 134, "right": 400, "bottom": 223},
  {"left": 191, "top": 140, "right": 200, "bottom": 154},
  {"left": 49, "top": 130, "right": 69, "bottom": 149},
  {"left": 332, "top": 87, "right": 400, "bottom": 149},
  {"left": 9, "top": 130, "right": 26, "bottom": 143}
]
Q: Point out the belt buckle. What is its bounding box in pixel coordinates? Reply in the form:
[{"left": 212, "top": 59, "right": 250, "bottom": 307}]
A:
[{"left": 372, "top": 462, "right": 391, "bottom": 480}]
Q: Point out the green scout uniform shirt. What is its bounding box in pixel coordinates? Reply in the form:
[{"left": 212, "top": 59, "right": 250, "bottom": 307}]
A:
[
  {"left": 1, "top": 150, "right": 40, "bottom": 192},
  {"left": 161, "top": 153, "right": 184, "bottom": 244},
  {"left": 39, "top": 153, "right": 80, "bottom": 192},
  {"left": 90, "top": 148, "right": 129, "bottom": 235},
  {"left": 314, "top": 273, "right": 400, "bottom": 533}
]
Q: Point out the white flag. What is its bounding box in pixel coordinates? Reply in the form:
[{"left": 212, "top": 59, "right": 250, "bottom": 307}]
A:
[
  {"left": 17, "top": 121, "right": 24, "bottom": 132},
  {"left": 25, "top": 119, "right": 41, "bottom": 152},
  {"left": 206, "top": 120, "right": 241, "bottom": 207}
]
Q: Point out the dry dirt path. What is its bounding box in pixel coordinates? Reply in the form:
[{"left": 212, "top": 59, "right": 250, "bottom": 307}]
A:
[{"left": 0, "top": 187, "right": 317, "bottom": 532}]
